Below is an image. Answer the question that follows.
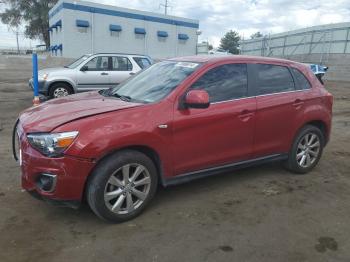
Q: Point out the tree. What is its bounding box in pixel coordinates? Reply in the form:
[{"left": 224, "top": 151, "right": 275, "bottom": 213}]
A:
[
  {"left": 208, "top": 44, "right": 213, "bottom": 50},
  {"left": 0, "top": 0, "right": 58, "bottom": 48},
  {"left": 250, "top": 31, "right": 263, "bottom": 39},
  {"left": 219, "top": 30, "right": 240, "bottom": 54}
]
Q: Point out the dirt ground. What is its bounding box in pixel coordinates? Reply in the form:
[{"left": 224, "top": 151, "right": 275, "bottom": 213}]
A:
[{"left": 0, "top": 56, "right": 349, "bottom": 262}]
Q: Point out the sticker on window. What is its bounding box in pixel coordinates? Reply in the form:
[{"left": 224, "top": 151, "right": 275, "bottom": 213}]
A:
[{"left": 175, "top": 62, "right": 199, "bottom": 69}]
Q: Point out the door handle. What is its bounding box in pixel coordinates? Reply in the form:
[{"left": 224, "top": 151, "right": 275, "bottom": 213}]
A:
[
  {"left": 101, "top": 72, "right": 108, "bottom": 76},
  {"left": 129, "top": 72, "right": 135, "bottom": 75},
  {"left": 238, "top": 109, "right": 254, "bottom": 121},
  {"left": 292, "top": 99, "right": 304, "bottom": 108}
]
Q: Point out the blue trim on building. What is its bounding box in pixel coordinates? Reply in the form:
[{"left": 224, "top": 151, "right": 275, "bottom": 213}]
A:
[
  {"left": 109, "top": 24, "right": 122, "bottom": 32},
  {"left": 135, "top": 27, "right": 146, "bottom": 34},
  {"left": 76, "top": 20, "right": 90, "bottom": 27},
  {"left": 178, "top": 33, "right": 189, "bottom": 40},
  {"left": 49, "top": 2, "right": 199, "bottom": 29},
  {"left": 55, "top": 20, "right": 62, "bottom": 27},
  {"left": 157, "top": 31, "right": 168, "bottom": 37}
]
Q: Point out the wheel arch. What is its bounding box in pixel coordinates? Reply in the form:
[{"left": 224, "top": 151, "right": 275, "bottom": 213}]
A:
[
  {"left": 305, "top": 120, "right": 328, "bottom": 142},
  {"left": 82, "top": 145, "right": 166, "bottom": 202},
  {"left": 293, "top": 119, "right": 329, "bottom": 148}
]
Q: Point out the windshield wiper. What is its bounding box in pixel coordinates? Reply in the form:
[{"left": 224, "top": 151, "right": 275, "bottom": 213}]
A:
[{"left": 113, "top": 92, "right": 132, "bottom": 102}]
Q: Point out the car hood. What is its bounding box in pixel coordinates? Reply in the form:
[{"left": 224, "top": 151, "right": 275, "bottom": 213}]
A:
[
  {"left": 38, "top": 67, "right": 72, "bottom": 77},
  {"left": 19, "top": 92, "right": 142, "bottom": 133}
]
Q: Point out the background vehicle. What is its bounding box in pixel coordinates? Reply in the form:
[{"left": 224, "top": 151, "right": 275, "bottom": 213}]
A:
[
  {"left": 28, "top": 53, "right": 152, "bottom": 99},
  {"left": 306, "top": 63, "right": 328, "bottom": 84},
  {"left": 208, "top": 48, "right": 229, "bottom": 55},
  {"left": 16, "top": 56, "right": 333, "bottom": 222}
]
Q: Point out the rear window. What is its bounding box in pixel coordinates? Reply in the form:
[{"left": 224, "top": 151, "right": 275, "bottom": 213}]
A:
[
  {"left": 133, "top": 57, "right": 151, "bottom": 69},
  {"left": 255, "top": 64, "right": 295, "bottom": 95},
  {"left": 291, "top": 68, "right": 311, "bottom": 90}
]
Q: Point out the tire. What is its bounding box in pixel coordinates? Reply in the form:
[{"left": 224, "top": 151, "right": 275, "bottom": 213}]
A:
[
  {"left": 49, "top": 83, "right": 73, "bottom": 99},
  {"left": 86, "top": 150, "right": 158, "bottom": 222},
  {"left": 285, "top": 125, "right": 324, "bottom": 174}
]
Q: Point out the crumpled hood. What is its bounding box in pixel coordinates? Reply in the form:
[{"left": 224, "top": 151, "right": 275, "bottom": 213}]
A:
[{"left": 19, "top": 92, "right": 141, "bottom": 133}]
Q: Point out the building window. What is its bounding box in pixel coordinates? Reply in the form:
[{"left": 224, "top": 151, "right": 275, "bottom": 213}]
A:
[
  {"left": 110, "top": 31, "right": 120, "bottom": 37},
  {"left": 76, "top": 19, "right": 89, "bottom": 33},
  {"left": 78, "top": 27, "right": 88, "bottom": 33}
]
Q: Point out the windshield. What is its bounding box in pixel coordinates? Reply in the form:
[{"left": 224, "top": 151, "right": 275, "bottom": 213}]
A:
[
  {"left": 108, "top": 61, "right": 200, "bottom": 103},
  {"left": 65, "top": 55, "right": 90, "bottom": 69}
]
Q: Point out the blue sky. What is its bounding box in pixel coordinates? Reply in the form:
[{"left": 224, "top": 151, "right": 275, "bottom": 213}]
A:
[{"left": 1, "top": 0, "right": 350, "bottom": 48}]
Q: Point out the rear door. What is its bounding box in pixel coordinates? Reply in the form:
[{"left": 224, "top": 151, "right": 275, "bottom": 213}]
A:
[
  {"left": 252, "top": 63, "right": 305, "bottom": 157},
  {"left": 76, "top": 56, "right": 111, "bottom": 91},
  {"left": 109, "top": 56, "right": 135, "bottom": 86},
  {"left": 172, "top": 63, "right": 256, "bottom": 175}
]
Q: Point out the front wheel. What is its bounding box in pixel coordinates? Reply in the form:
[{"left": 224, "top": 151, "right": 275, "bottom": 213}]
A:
[
  {"left": 49, "top": 83, "right": 73, "bottom": 99},
  {"left": 285, "top": 125, "right": 324, "bottom": 174},
  {"left": 86, "top": 150, "right": 158, "bottom": 222}
]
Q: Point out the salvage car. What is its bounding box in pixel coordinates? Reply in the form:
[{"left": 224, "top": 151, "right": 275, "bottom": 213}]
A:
[
  {"left": 15, "top": 55, "right": 333, "bottom": 222},
  {"left": 29, "top": 53, "right": 152, "bottom": 98}
]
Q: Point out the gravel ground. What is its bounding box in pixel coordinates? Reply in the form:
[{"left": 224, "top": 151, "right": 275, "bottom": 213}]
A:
[{"left": 0, "top": 56, "right": 349, "bottom": 262}]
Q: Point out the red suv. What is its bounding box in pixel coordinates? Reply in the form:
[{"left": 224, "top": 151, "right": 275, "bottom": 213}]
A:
[{"left": 14, "top": 56, "right": 333, "bottom": 222}]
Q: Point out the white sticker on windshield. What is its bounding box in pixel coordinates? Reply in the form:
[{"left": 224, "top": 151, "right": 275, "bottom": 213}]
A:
[{"left": 175, "top": 62, "right": 199, "bottom": 69}]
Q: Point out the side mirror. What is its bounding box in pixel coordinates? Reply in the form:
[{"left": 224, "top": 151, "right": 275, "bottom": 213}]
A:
[
  {"left": 184, "top": 90, "right": 210, "bottom": 109},
  {"left": 80, "top": 65, "right": 88, "bottom": 71}
]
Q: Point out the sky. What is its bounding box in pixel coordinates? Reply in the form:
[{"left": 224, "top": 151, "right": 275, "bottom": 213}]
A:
[{"left": 1, "top": 0, "right": 350, "bottom": 48}]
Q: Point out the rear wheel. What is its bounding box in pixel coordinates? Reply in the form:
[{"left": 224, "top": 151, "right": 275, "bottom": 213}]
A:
[
  {"left": 49, "top": 83, "right": 73, "bottom": 99},
  {"left": 86, "top": 150, "right": 158, "bottom": 222},
  {"left": 285, "top": 125, "right": 324, "bottom": 174}
]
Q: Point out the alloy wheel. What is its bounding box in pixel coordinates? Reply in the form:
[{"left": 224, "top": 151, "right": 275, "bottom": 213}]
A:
[
  {"left": 53, "top": 87, "right": 69, "bottom": 98},
  {"left": 296, "top": 132, "right": 321, "bottom": 168},
  {"left": 104, "top": 163, "right": 151, "bottom": 215}
]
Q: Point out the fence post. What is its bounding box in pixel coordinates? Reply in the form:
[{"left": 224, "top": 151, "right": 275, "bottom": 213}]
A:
[{"left": 32, "top": 51, "right": 40, "bottom": 106}]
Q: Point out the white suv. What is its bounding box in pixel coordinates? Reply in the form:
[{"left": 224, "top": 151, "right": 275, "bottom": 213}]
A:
[{"left": 29, "top": 53, "right": 152, "bottom": 98}]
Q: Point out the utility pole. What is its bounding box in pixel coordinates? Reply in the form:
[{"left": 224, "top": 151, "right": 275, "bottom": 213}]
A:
[
  {"left": 160, "top": 0, "right": 171, "bottom": 15},
  {"left": 16, "top": 31, "right": 20, "bottom": 54}
]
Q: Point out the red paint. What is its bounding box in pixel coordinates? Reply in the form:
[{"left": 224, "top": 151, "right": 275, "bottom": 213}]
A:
[
  {"left": 18, "top": 55, "right": 333, "bottom": 202},
  {"left": 185, "top": 90, "right": 209, "bottom": 106}
]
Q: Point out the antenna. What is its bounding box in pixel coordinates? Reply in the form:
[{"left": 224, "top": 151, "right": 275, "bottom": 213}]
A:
[{"left": 160, "top": 0, "right": 171, "bottom": 15}]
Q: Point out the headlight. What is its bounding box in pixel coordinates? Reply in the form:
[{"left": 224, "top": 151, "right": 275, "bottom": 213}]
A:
[
  {"left": 27, "top": 131, "right": 78, "bottom": 157},
  {"left": 42, "top": 73, "right": 49, "bottom": 80}
]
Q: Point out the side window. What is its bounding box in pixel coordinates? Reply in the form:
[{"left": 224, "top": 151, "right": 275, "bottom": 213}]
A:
[
  {"left": 133, "top": 57, "right": 151, "bottom": 69},
  {"left": 256, "top": 64, "right": 295, "bottom": 95},
  {"left": 112, "top": 56, "right": 133, "bottom": 71},
  {"left": 291, "top": 68, "right": 311, "bottom": 90},
  {"left": 190, "top": 63, "right": 248, "bottom": 103},
  {"left": 84, "top": 56, "right": 109, "bottom": 71}
]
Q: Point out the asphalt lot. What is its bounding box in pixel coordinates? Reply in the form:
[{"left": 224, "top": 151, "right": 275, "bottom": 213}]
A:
[{"left": 0, "top": 56, "right": 350, "bottom": 262}]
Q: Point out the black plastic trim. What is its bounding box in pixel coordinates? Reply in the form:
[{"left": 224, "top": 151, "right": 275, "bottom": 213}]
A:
[
  {"left": 27, "top": 190, "right": 81, "bottom": 209},
  {"left": 163, "top": 154, "right": 288, "bottom": 186},
  {"left": 12, "top": 119, "right": 19, "bottom": 162}
]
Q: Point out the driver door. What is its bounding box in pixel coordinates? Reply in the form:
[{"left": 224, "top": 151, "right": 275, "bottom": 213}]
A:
[
  {"left": 172, "top": 63, "right": 256, "bottom": 175},
  {"left": 76, "top": 56, "right": 111, "bottom": 92}
]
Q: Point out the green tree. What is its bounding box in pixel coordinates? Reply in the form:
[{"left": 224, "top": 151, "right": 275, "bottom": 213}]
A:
[
  {"left": 0, "top": 0, "right": 57, "bottom": 48},
  {"left": 219, "top": 30, "right": 240, "bottom": 54},
  {"left": 250, "top": 31, "right": 263, "bottom": 39}
]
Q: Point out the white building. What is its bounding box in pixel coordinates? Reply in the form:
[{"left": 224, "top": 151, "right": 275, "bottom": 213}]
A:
[{"left": 48, "top": 0, "right": 200, "bottom": 59}]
